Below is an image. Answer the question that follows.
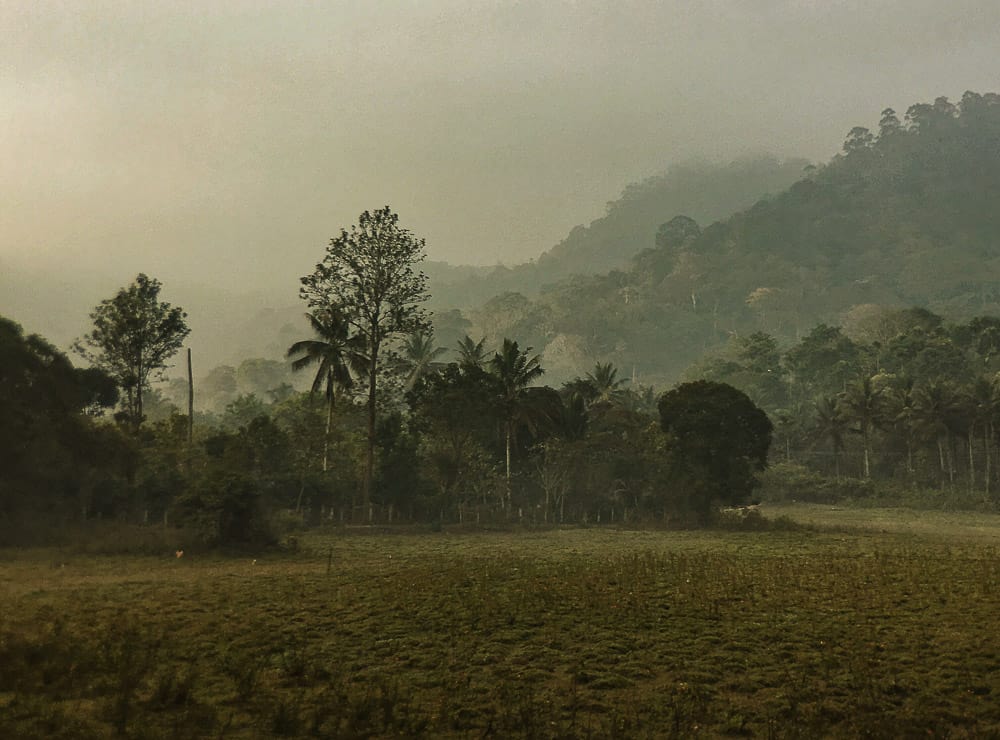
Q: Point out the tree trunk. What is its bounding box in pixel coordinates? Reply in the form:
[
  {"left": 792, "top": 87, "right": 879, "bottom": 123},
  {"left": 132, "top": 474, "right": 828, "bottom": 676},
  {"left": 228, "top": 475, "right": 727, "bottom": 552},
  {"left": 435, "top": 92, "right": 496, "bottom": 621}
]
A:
[
  {"left": 323, "top": 386, "right": 335, "bottom": 473},
  {"left": 504, "top": 422, "right": 512, "bottom": 515},
  {"left": 946, "top": 431, "right": 955, "bottom": 486},
  {"left": 862, "top": 426, "right": 871, "bottom": 479},
  {"left": 986, "top": 423, "right": 993, "bottom": 498},
  {"left": 364, "top": 345, "right": 378, "bottom": 510},
  {"left": 968, "top": 430, "right": 976, "bottom": 493},
  {"left": 937, "top": 437, "right": 947, "bottom": 489},
  {"left": 187, "top": 348, "right": 194, "bottom": 445}
]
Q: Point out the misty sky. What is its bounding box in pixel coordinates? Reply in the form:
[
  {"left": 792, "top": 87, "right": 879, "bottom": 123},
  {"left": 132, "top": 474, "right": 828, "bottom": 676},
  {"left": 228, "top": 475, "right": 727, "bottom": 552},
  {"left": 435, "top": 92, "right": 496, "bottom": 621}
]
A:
[{"left": 3, "top": 0, "right": 999, "bottom": 296}]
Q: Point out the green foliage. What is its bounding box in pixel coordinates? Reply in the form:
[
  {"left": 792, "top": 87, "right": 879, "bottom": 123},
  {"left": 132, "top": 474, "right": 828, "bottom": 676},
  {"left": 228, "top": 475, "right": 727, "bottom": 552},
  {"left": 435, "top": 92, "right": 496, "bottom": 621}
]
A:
[
  {"left": 74, "top": 274, "right": 189, "bottom": 428},
  {"left": 300, "top": 206, "right": 431, "bottom": 506},
  {"left": 408, "top": 362, "right": 503, "bottom": 514},
  {"left": 489, "top": 339, "right": 548, "bottom": 501},
  {"left": 785, "top": 324, "right": 862, "bottom": 398},
  {"left": 429, "top": 156, "right": 808, "bottom": 308},
  {"left": 0, "top": 316, "right": 128, "bottom": 533},
  {"left": 441, "top": 91, "right": 1000, "bottom": 388},
  {"left": 171, "top": 471, "right": 276, "bottom": 548},
  {"left": 758, "top": 462, "right": 876, "bottom": 504},
  {"left": 658, "top": 381, "right": 773, "bottom": 519},
  {"left": 400, "top": 327, "right": 446, "bottom": 391}
]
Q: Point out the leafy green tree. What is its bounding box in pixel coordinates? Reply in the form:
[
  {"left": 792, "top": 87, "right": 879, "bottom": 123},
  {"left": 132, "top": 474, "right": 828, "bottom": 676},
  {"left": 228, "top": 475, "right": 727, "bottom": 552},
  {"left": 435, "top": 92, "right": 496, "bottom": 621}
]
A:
[
  {"left": 843, "top": 126, "right": 875, "bottom": 153},
  {"left": 954, "top": 316, "right": 1000, "bottom": 373},
  {"left": 200, "top": 364, "right": 238, "bottom": 413},
  {"left": 74, "top": 274, "right": 189, "bottom": 429},
  {"left": 489, "top": 339, "right": 545, "bottom": 509},
  {"left": 878, "top": 108, "right": 902, "bottom": 138},
  {"left": 771, "top": 400, "right": 809, "bottom": 464},
  {"left": 655, "top": 215, "right": 701, "bottom": 250},
  {"left": 697, "top": 332, "right": 788, "bottom": 412},
  {"left": 409, "top": 363, "right": 502, "bottom": 516},
  {"left": 0, "top": 317, "right": 123, "bottom": 527},
  {"left": 287, "top": 309, "right": 365, "bottom": 473},
  {"left": 882, "top": 327, "right": 970, "bottom": 385},
  {"left": 300, "top": 207, "right": 431, "bottom": 507},
  {"left": 784, "top": 324, "right": 862, "bottom": 399},
  {"left": 235, "top": 358, "right": 290, "bottom": 398},
  {"left": 221, "top": 395, "right": 270, "bottom": 430},
  {"left": 171, "top": 471, "right": 275, "bottom": 548},
  {"left": 658, "top": 380, "right": 772, "bottom": 521}
]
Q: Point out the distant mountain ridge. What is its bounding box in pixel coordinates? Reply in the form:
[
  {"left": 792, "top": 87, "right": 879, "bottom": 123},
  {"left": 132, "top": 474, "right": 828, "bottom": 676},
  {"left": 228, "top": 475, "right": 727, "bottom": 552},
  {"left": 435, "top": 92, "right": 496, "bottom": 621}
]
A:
[
  {"left": 427, "top": 156, "right": 810, "bottom": 308},
  {"left": 456, "top": 91, "right": 1000, "bottom": 386}
]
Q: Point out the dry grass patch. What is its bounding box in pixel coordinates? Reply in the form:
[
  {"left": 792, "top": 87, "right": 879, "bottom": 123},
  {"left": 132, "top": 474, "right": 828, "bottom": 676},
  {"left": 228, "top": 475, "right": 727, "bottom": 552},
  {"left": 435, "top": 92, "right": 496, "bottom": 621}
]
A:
[{"left": 2, "top": 523, "right": 1000, "bottom": 736}]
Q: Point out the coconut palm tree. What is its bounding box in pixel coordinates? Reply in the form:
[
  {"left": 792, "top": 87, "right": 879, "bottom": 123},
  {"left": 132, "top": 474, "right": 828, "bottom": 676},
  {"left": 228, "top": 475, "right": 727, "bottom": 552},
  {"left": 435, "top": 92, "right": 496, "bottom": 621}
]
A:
[
  {"left": 584, "top": 362, "right": 628, "bottom": 406},
  {"left": 812, "top": 396, "right": 848, "bottom": 480},
  {"left": 402, "top": 329, "right": 446, "bottom": 391},
  {"left": 287, "top": 309, "right": 366, "bottom": 473},
  {"left": 489, "top": 339, "right": 545, "bottom": 510},
  {"left": 456, "top": 335, "right": 489, "bottom": 371},
  {"left": 839, "top": 376, "right": 885, "bottom": 479},
  {"left": 885, "top": 379, "right": 919, "bottom": 477},
  {"left": 913, "top": 380, "right": 963, "bottom": 488},
  {"left": 965, "top": 377, "right": 1000, "bottom": 494},
  {"left": 773, "top": 400, "right": 809, "bottom": 464}
]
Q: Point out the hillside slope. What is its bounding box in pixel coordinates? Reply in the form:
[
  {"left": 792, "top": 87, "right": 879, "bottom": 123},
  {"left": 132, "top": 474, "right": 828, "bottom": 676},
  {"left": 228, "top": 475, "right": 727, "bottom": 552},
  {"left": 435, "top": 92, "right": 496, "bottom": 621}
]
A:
[
  {"left": 429, "top": 156, "right": 809, "bottom": 307},
  {"left": 461, "top": 92, "right": 1000, "bottom": 385}
]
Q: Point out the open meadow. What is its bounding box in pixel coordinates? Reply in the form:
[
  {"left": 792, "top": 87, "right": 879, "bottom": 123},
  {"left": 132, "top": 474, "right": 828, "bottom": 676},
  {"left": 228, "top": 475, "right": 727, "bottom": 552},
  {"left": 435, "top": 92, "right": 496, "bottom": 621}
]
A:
[{"left": 3, "top": 506, "right": 1000, "bottom": 738}]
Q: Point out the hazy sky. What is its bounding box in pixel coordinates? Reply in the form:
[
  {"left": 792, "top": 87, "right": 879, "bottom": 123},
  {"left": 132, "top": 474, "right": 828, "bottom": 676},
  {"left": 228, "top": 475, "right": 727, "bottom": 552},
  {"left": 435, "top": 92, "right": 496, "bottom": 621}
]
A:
[{"left": 3, "top": 0, "right": 999, "bottom": 295}]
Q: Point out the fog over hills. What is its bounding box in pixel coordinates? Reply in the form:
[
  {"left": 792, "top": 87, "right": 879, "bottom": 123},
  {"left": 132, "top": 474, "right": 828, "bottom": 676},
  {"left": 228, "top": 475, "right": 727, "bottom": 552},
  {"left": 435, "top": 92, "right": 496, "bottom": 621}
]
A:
[
  {"left": 1, "top": 154, "right": 806, "bottom": 374},
  {"left": 4, "top": 2, "right": 1000, "bottom": 379}
]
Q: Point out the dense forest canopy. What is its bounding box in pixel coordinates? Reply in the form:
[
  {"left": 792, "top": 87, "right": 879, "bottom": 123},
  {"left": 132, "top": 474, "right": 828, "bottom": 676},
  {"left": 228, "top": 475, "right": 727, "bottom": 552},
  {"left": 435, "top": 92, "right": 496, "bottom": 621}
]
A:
[{"left": 452, "top": 91, "right": 1000, "bottom": 386}]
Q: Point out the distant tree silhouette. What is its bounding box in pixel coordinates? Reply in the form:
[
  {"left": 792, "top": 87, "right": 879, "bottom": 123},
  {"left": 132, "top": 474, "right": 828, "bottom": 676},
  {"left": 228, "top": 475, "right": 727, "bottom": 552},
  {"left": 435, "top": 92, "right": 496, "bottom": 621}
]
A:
[
  {"left": 74, "top": 274, "right": 189, "bottom": 429},
  {"left": 300, "top": 207, "right": 430, "bottom": 508}
]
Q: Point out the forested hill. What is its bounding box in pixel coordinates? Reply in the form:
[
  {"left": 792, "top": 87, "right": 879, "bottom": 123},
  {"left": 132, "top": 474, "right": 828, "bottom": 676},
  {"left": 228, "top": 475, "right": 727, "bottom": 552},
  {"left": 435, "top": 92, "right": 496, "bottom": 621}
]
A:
[
  {"left": 428, "top": 156, "right": 809, "bottom": 307},
  {"left": 457, "top": 91, "right": 1000, "bottom": 386}
]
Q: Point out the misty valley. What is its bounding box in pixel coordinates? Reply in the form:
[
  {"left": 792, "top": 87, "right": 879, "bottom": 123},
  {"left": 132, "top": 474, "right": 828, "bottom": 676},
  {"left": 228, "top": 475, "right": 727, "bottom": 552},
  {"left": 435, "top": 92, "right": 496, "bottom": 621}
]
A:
[{"left": 4, "top": 91, "right": 1000, "bottom": 737}]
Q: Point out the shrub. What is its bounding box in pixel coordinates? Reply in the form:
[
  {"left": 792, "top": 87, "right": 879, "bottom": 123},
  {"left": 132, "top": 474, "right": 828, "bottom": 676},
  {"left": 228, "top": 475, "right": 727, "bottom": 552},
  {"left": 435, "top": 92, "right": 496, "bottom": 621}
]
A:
[
  {"left": 171, "top": 473, "right": 276, "bottom": 549},
  {"left": 758, "top": 463, "right": 875, "bottom": 504}
]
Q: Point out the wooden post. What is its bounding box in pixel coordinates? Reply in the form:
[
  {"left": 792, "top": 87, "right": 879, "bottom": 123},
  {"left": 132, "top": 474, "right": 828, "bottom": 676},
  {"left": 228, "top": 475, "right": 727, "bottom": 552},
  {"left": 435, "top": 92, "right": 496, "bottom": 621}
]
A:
[{"left": 187, "top": 348, "right": 194, "bottom": 445}]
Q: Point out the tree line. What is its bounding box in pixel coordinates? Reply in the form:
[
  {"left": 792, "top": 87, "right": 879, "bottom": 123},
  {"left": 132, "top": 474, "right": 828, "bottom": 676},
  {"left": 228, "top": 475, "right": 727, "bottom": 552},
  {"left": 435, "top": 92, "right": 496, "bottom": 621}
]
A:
[
  {"left": 1, "top": 207, "right": 777, "bottom": 547},
  {"left": 696, "top": 307, "right": 1000, "bottom": 497}
]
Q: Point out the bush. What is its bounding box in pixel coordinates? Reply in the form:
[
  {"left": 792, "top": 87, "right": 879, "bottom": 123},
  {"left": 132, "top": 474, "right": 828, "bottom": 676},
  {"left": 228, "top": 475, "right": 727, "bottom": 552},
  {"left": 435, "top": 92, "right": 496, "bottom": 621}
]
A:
[
  {"left": 171, "top": 473, "right": 276, "bottom": 549},
  {"left": 758, "top": 463, "right": 876, "bottom": 504}
]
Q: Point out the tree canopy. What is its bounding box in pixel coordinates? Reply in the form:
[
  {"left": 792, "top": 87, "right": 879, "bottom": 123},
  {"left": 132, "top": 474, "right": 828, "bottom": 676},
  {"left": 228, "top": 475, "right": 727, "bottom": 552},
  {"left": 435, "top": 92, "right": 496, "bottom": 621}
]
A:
[
  {"left": 658, "top": 380, "right": 773, "bottom": 519},
  {"left": 74, "top": 274, "right": 189, "bottom": 428},
  {"left": 300, "top": 206, "right": 431, "bottom": 506}
]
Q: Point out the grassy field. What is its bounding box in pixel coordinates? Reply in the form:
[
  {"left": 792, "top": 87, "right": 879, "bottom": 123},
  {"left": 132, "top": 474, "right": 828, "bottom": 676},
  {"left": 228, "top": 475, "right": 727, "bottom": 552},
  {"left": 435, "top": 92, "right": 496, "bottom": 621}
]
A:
[{"left": 3, "top": 507, "right": 1000, "bottom": 738}]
